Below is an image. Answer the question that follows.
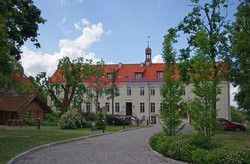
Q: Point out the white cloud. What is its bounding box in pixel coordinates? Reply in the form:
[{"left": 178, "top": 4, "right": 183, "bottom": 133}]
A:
[
  {"left": 21, "top": 20, "right": 104, "bottom": 77},
  {"left": 152, "top": 54, "right": 164, "bottom": 63},
  {"left": 74, "top": 18, "right": 91, "bottom": 30}
]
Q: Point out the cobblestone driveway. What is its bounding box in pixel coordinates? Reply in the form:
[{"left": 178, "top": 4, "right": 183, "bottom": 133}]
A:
[{"left": 15, "top": 125, "right": 185, "bottom": 164}]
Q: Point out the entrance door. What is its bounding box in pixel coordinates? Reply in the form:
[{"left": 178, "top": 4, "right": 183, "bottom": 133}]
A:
[
  {"left": 151, "top": 116, "right": 157, "bottom": 124},
  {"left": 126, "top": 102, "right": 132, "bottom": 116}
]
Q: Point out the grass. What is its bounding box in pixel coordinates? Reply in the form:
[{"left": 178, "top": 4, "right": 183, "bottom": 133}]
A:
[
  {"left": 214, "top": 124, "right": 250, "bottom": 149},
  {"left": 0, "top": 124, "right": 138, "bottom": 164}
]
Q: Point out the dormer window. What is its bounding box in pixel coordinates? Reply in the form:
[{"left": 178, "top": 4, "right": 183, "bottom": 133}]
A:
[
  {"left": 107, "top": 73, "right": 112, "bottom": 79},
  {"left": 157, "top": 72, "right": 163, "bottom": 79},
  {"left": 135, "top": 73, "right": 142, "bottom": 79}
]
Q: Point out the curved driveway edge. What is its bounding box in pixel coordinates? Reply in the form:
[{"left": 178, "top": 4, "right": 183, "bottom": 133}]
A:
[{"left": 10, "top": 125, "right": 187, "bottom": 164}]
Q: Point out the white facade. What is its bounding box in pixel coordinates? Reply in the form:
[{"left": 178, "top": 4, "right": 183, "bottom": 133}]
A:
[{"left": 74, "top": 80, "right": 230, "bottom": 124}]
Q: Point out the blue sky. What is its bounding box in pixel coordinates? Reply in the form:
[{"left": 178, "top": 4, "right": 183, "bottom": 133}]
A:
[{"left": 21, "top": 0, "right": 239, "bottom": 106}]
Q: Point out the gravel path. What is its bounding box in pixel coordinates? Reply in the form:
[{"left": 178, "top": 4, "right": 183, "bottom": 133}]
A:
[{"left": 15, "top": 125, "right": 185, "bottom": 164}]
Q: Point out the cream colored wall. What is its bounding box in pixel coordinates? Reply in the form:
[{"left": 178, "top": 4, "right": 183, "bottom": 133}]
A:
[{"left": 47, "top": 80, "right": 230, "bottom": 122}]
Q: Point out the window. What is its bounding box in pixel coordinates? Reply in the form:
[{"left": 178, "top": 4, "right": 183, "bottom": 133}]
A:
[
  {"left": 157, "top": 72, "right": 164, "bottom": 79},
  {"left": 98, "top": 102, "right": 100, "bottom": 109},
  {"left": 115, "top": 103, "right": 120, "bottom": 112},
  {"left": 140, "top": 87, "right": 144, "bottom": 96},
  {"left": 135, "top": 73, "right": 142, "bottom": 79},
  {"left": 150, "top": 86, "right": 155, "bottom": 96},
  {"left": 150, "top": 103, "right": 155, "bottom": 113},
  {"left": 107, "top": 73, "right": 112, "bottom": 79},
  {"left": 140, "top": 102, "right": 145, "bottom": 113},
  {"left": 127, "top": 86, "right": 131, "bottom": 96},
  {"left": 105, "top": 102, "right": 110, "bottom": 112},
  {"left": 86, "top": 102, "right": 91, "bottom": 112}
]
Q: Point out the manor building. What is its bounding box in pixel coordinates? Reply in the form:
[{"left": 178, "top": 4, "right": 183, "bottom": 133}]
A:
[{"left": 49, "top": 46, "right": 230, "bottom": 124}]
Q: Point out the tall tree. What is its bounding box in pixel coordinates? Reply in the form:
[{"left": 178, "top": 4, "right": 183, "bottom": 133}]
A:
[
  {"left": 188, "top": 55, "right": 219, "bottom": 141},
  {"left": 160, "top": 28, "right": 184, "bottom": 136},
  {"left": 178, "top": 0, "right": 230, "bottom": 119},
  {"left": 105, "top": 69, "right": 120, "bottom": 115},
  {"left": 229, "top": 0, "right": 250, "bottom": 115},
  {"left": 36, "top": 57, "right": 91, "bottom": 115},
  {"left": 0, "top": 0, "right": 45, "bottom": 75}
]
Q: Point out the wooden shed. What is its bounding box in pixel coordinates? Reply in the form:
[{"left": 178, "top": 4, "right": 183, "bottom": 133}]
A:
[{"left": 0, "top": 94, "right": 52, "bottom": 125}]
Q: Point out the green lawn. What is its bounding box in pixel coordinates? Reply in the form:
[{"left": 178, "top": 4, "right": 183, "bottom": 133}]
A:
[
  {"left": 214, "top": 125, "right": 250, "bottom": 149},
  {"left": 0, "top": 125, "right": 138, "bottom": 164}
]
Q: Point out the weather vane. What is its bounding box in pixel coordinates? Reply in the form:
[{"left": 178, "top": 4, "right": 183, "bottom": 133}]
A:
[{"left": 147, "top": 36, "right": 150, "bottom": 47}]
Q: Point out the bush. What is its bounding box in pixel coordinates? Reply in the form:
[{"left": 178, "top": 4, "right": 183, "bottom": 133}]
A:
[
  {"left": 82, "top": 112, "right": 98, "bottom": 121},
  {"left": 44, "top": 110, "right": 60, "bottom": 125},
  {"left": 106, "top": 115, "right": 130, "bottom": 126},
  {"left": 188, "top": 134, "right": 215, "bottom": 149},
  {"left": 59, "top": 111, "right": 86, "bottom": 129},
  {"left": 191, "top": 148, "right": 208, "bottom": 164},
  {"left": 206, "top": 147, "right": 248, "bottom": 164},
  {"left": 96, "top": 113, "right": 106, "bottom": 129},
  {"left": 231, "top": 107, "right": 246, "bottom": 123},
  {"left": 149, "top": 132, "right": 250, "bottom": 164}
]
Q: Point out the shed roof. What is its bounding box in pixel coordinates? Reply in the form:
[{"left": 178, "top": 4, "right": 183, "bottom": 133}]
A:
[{"left": 0, "top": 94, "right": 51, "bottom": 113}]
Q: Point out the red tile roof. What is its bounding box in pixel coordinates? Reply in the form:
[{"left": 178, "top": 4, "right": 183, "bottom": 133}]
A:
[{"left": 50, "top": 63, "right": 166, "bottom": 83}]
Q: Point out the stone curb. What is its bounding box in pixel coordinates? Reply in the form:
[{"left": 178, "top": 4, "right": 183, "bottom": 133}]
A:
[{"left": 7, "top": 126, "right": 151, "bottom": 164}]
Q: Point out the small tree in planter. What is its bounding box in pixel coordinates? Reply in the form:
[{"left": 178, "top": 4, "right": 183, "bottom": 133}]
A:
[{"left": 160, "top": 28, "right": 184, "bottom": 136}]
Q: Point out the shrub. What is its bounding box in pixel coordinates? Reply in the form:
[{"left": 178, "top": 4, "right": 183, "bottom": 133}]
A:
[
  {"left": 106, "top": 115, "right": 130, "bottom": 126},
  {"left": 82, "top": 112, "right": 98, "bottom": 121},
  {"left": 149, "top": 132, "right": 250, "bottom": 164},
  {"left": 191, "top": 148, "right": 208, "bottom": 164},
  {"left": 206, "top": 147, "right": 249, "bottom": 164},
  {"left": 96, "top": 113, "right": 106, "bottom": 129},
  {"left": 44, "top": 110, "right": 60, "bottom": 125},
  {"left": 41, "top": 120, "right": 57, "bottom": 126},
  {"left": 59, "top": 111, "right": 85, "bottom": 129},
  {"left": 231, "top": 107, "right": 246, "bottom": 123},
  {"left": 188, "top": 134, "right": 213, "bottom": 149}
]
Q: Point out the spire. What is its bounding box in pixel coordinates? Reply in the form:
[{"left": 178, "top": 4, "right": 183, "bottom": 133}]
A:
[{"left": 145, "top": 36, "right": 152, "bottom": 65}]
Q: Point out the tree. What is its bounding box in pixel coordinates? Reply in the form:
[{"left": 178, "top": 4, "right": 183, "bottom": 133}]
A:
[
  {"left": 87, "top": 61, "right": 105, "bottom": 113},
  {"left": 178, "top": 0, "right": 230, "bottom": 119},
  {"left": 0, "top": 0, "right": 45, "bottom": 75},
  {"left": 160, "top": 28, "right": 184, "bottom": 136},
  {"left": 36, "top": 57, "right": 92, "bottom": 115},
  {"left": 105, "top": 69, "right": 120, "bottom": 115},
  {"left": 229, "top": 0, "right": 250, "bottom": 115},
  {"left": 188, "top": 55, "right": 219, "bottom": 141}
]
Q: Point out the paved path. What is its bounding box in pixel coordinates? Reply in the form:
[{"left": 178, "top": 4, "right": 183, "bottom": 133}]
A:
[{"left": 15, "top": 126, "right": 185, "bottom": 164}]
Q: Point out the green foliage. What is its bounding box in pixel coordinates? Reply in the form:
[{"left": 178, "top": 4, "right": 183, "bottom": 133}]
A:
[
  {"left": 36, "top": 57, "right": 93, "bottom": 114},
  {"left": 231, "top": 106, "right": 246, "bottom": 123},
  {"left": 160, "top": 28, "right": 184, "bottom": 136},
  {"left": 191, "top": 148, "right": 208, "bottom": 164},
  {"left": 44, "top": 110, "right": 61, "bottom": 125},
  {"left": 229, "top": 0, "right": 250, "bottom": 114},
  {"left": 105, "top": 69, "right": 120, "bottom": 115},
  {"left": 149, "top": 132, "right": 250, "bottom": 164},
  {"left": 58, "top": 110, "right": 86, "bottom": 129},
  {"left": 206, "top": 147, "right": 248, "bottom": 164},
  {"left": 82, "top": 112, "right": 98, "bottom": 121},
  {"left": 19, "top": 111, "right": 33, "bottom": 125},
  {"left": 0, "top": 0, "right": 45, "bottom": 74},
  {"left": 188, "top": 55, "right": 220, "bottom": 141},
  {"left": 96, "top": 113, "right": 106, "bottom": 129}
]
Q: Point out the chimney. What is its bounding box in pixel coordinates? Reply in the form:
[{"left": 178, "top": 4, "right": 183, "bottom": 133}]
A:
[{"left": 119, "top": 62, "right": 122, "bottom": 69}]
